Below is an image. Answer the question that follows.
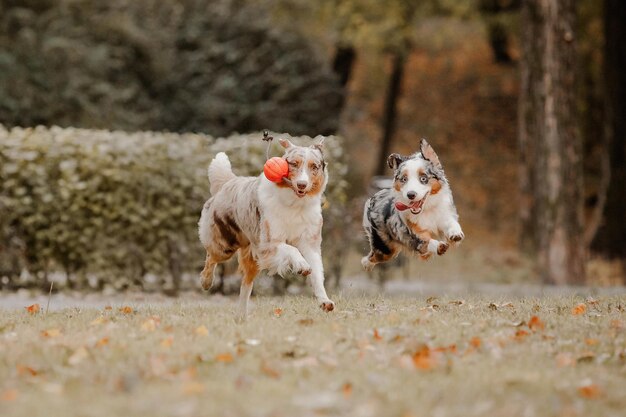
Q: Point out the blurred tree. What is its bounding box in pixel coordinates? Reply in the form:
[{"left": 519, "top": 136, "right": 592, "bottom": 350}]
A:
[
  {"left": 518, "top": 0, "right": 584, "bottom": 284},
  {"left": 0, "top": 0, "right": 342, "bottom": 136},
  {"left": 478, "top": 0, "right": 521, "bottom": 64},
  {"left": 591, "top": 0, "right": 626, "bottom": 267}
]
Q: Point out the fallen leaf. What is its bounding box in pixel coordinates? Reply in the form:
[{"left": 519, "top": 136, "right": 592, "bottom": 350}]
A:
[
  {"left": 25, "top": 304, "right": 40, "bottom": 315},
  {"left": 578, "top": 383, "right": 602, "bottom": 399},
  {"left": 95, "top": 337, "right": 109, "bottom": 347},
  {"left": 514, "top": 329, "right": 529, "bottom": 341},
  {"left": 104, "top": 306, "right": 113, "bottom": 311},
  {"left": 141, "top": 318, "right": 158, "bottom": 332},
  {"left": 577, "top": 351, "right": 595, "bottom": 363},
  {"left": 469, "top": 337, "right": 482, "bottom": 349},
  {"left": 119, "top": 306, "right": 134, "bottom": 314},
  {"left": 610, "top": 319, "right": 623, "bottom": 329},
  {"left": 528, "top": 316, "right": 545, "bottom": 331},
  {"left": 89, "top": 317, "right": 107, "bottom": 326},
  {"left": 195, "top": 325, "right": 209, "bottom": 336},
  {"left": 41, "top": 328, "right": 61, "bottom": 338},
  {"left": 273, "top": 308, "right": 283, "bottom": 317},
  {"left": 160, "top": 336, "right": 174, "bottom": 348},
  {"left": 585, "top": 338, "right": 599, "bottom": 346},
  {"left": 555, "top": 352, "right": 575, "bottom": 367},
  {"left": 215, "top": 353, "right": 234, "bottom": 363},
  {"left": 412, "top": 345, "right": 436, "bottom": 370},
  {"left": 16, "top": 365, "right": 38, "bottom": 377},
  {"left": 68, "top": 347, "right": 89, "bottom": 366},
  {"left": 571, "top": 304, "right": 587, "bottom": 315},
  {"left": 448, "top": 300, "right": 464, "bottom": 306},
  {"left": 260, "top": 361, "right": 280, "bottom": 378},
  {"left": 373, "top": 329, "right": 383, "bottom": 341},
  {"left": 298, "top": 318, "right": 314, "bottom": 326},
  {"left": 182, "top": 382, "right": 205, "bottom": 395},
  {"left": 1, "top": 389, "right": 18, "bottom": 402},
  {"left": 488, "top": 303, "right": 498, "bottom": 311},
  {"left": 342, "top": 382, "right": 353, "bottom": 399},
  {"left": 426, "top": 296, "right": 438, "bottom": 303}
]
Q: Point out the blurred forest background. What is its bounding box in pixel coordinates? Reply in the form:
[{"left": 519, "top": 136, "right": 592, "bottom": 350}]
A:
[{"left": 0, "top": 0, "right": 624, "bottom": 293}]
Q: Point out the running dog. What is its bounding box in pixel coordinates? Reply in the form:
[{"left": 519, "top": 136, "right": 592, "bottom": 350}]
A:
[
  {"left": 198, "top": 137, "right": 334, "bottom": 319},
  {"left": 362, "top": 139, "right": 464, "bottom": 270}
]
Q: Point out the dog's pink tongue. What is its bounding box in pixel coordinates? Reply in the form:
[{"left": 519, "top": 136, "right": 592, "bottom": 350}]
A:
[{"left": 395, "top": 201, "right": 410, "bottom": 211}]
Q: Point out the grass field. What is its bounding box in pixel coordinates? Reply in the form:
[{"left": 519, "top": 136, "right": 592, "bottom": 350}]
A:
[{"left": 1, "top": 293, "right": 625, "bottom": 417}]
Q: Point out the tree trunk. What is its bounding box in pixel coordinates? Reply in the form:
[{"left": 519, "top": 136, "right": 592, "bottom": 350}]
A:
[
  {"left": 591, "top": 0, "right": 626, "bottom": 264},
  {"left": 519, "top": 0, "right": 585, "bottom": 284},
  {"left": 376, "top": 52, "right": 407, "bottom": 176}
]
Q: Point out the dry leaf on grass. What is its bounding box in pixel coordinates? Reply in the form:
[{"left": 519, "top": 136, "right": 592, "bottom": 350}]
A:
[
  {"left": 261, "top": 361, "right": 280, "bottom": 379},
  {"left": 555, "top": 352, "right": 575, "bottom": 367},
  {"left": 514, "top": 330, "right": 529, "bottom": 341},
  {"left": 528, "top": 316, "right": 545, "bottom": 331},
  {"left": 195, "top": 325, "right": 209, "bottom": 336},
  {"left": 89, "top": 317, "right": 107, "bottom": 326},
  {"left": 41, "top": 328, "right": 61, "bottom": 338},
  {"left": 273, "top": 308, "right": 283, "bottom": 317},
  {"left": 412, "top": 345, "right": 437, "bottom": 370},
  {"left": 119, "top": 306, "right": 134, "bottom": 314},
  {"left": 342, "top": 382, "right": 353, "bottom": 399},
  {"left": 469, "top": 337, "right": 482, "bottom": 349},
  {"left": 160, "top": 336, "right": 174, "bottom": 349},
  {"left": 16, "top": 365, "right": 38, "bottom": 377},
  {"left": 1, "top": 389, "right": 18, "bottom": 402},
  {"left": 95, "top": 337, "right": 109, "bottom": 348},
  {"left": 25, "top": 304, "right": 40, "bottom": 315},
  {"left": 215, "top": 353, "right": 234, "bottom": 363},
  {"left": 571, "top": 304, "right": 587, "bottom": 315},
  {"left": 68, "top": 347, "right": 89, "bottom": 366},
  {"left": 373, "top": 329, "right": 383, "bottom": 341},
  {"left": 610, "top": 319, "right": 623, "bottom": 329},
  {"left": 585, "top": 338, "right": 599, "bottom": 346},
  {"left": 578, "top": 383, "right": 602, "bottom": 399},
  {"left": 298, "top": 318, "right": 314, "bottom": 326}
]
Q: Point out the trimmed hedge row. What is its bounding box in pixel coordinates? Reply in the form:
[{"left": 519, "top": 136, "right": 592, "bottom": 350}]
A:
[{"left": 0, "top": 125, "right": 348, "bottom": 291}]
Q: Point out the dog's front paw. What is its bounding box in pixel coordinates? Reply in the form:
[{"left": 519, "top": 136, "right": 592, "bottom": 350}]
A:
[
  {"left": 200, "top": 270, "right": 213, "bottom": 290},
  {"left": 320, "top": 300, "right": 335, "bottom": 312},
  {"left": 445, "top": 224, "right": 464, "bottom": 244},
  {"left": 292, "top": 258, "right": 312, "bottom": 276},
  {"left": 361, "top": 256, "right": 375, "bottom": 271},
  {"left": 437, "top": 242, "right": 449, "bottom": 255}
]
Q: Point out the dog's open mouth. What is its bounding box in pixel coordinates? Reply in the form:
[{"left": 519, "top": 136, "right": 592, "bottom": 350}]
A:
[
  {"left": 395, "top": 195, "right": 427, "bottom": 214},
  {"left": 295, "top": 189, "right": 307, "bottom": 198}
]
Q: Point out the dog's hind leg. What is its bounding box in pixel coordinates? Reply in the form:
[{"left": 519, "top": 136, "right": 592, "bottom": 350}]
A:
[
  {"left": 237, "top": 246, "right": 259, "bottom": 321},
  {"left": 200, "top": 248, "right": 234, "bottom": 290}
]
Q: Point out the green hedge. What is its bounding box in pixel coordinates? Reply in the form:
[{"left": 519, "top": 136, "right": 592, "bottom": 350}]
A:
[{"left": 0, "top": 125, "right": 348, "bottom": 291}]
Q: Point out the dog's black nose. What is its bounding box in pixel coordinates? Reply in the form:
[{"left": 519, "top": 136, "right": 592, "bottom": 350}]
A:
[
  {"left": 296, "top": 181, "right": 308, "bottom": 190},
  {"left": 407, "top": 191, "right": 416, "bottom": 200}
]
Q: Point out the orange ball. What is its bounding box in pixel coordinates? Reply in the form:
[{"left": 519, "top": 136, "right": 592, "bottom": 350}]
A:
[{"left": 263, "top": 157, "right": 289, "bottom": 183}]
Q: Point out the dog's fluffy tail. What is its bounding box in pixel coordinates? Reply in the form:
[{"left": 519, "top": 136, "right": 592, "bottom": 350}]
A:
[{"left": 208, "top": 152, "right": 236, "bottom": 195}]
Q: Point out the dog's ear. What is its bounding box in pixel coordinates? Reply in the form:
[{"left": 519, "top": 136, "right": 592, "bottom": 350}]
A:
[
  {"left": 310, "top": 137, "right": 325, "bottom": 154},
  {"left": 420, "top": 139, "right": 441, "bottom": 168},
  {"left": 279, "top": 138, "right": 294, "bottom": 149},
  {"left": 387, "top": 153, "right": 407, "bottom": 170}
]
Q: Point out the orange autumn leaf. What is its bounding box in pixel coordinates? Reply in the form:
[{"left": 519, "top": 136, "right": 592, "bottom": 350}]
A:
[
  {"left": 412, "top": 346, "right": 435, "bottom": 370},
  {"left": 195, "top": 325, "right": 209, "bottom": 336},
  {"left": 1, "top": 389, "right": 18, "bottom": 402},
  {"left": 585, "top": 338, "right": 599, "bottom": 346},
  {"left": 161, "top": 336, "right": 174, "bottom": 348},
  {"left": 514, "top": 329, "right": 529, "bottom": 341},
  {"left": 215, "top": 353, "right": 234, "bottom": 363},
  {"left": 528, "top": 316, "right": 545, "bottom": 331},
  {"left": 273, "top": 308, "right": 283, "bottom": 317},
  {"left": 25, "top": 304, "right": 40, "bottom": 315},
  {"left": 16, "top": 365, "right": 38, "bottom": 377},
  {"left": 95, "top": 337, "right": 109, "bottom": 347},
  {"left": 342, "top": 382, "right": 353, "bottom": 399},
  {"left": 571, "top": 304, "right": 587, "bottom": 315},
  {"left": 578, "top": 384, "right": 602, "bottom": 399},
  {"left": 119, "top": 306, "right": 133, "bottom": 314},
  {"left": 469, "top": 337, "right": 482, "bottom": 349},
  {"left": 373, "top": 329, "right": 383, "bottom": 341},
  {"left": 260, "top": 361, "right": 280, "bottom": 379},
  {"left": 41, "top": 328, "right": 61, "bottom": 338},
  {"left": 104, "top": 306, "right": 113, "bottom": 311}
]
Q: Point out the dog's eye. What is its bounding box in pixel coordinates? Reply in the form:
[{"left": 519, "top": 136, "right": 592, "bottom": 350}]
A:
[
  {"left": 419, "top": 175, "right": 428, "bottom": 184},
  {"left": 399, "top": 176, "right": 408, "bottom": 183},
  {"left": 288, "top": 161, "right": 298, "bottom": 168}
]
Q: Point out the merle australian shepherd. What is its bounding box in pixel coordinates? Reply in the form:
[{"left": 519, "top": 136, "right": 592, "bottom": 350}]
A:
[
  {"left": 198, "top": 137, "right": 333, "bottom": 320},
  {"left": 362, "top": 139, "right": 464, "bottom": 270}
]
